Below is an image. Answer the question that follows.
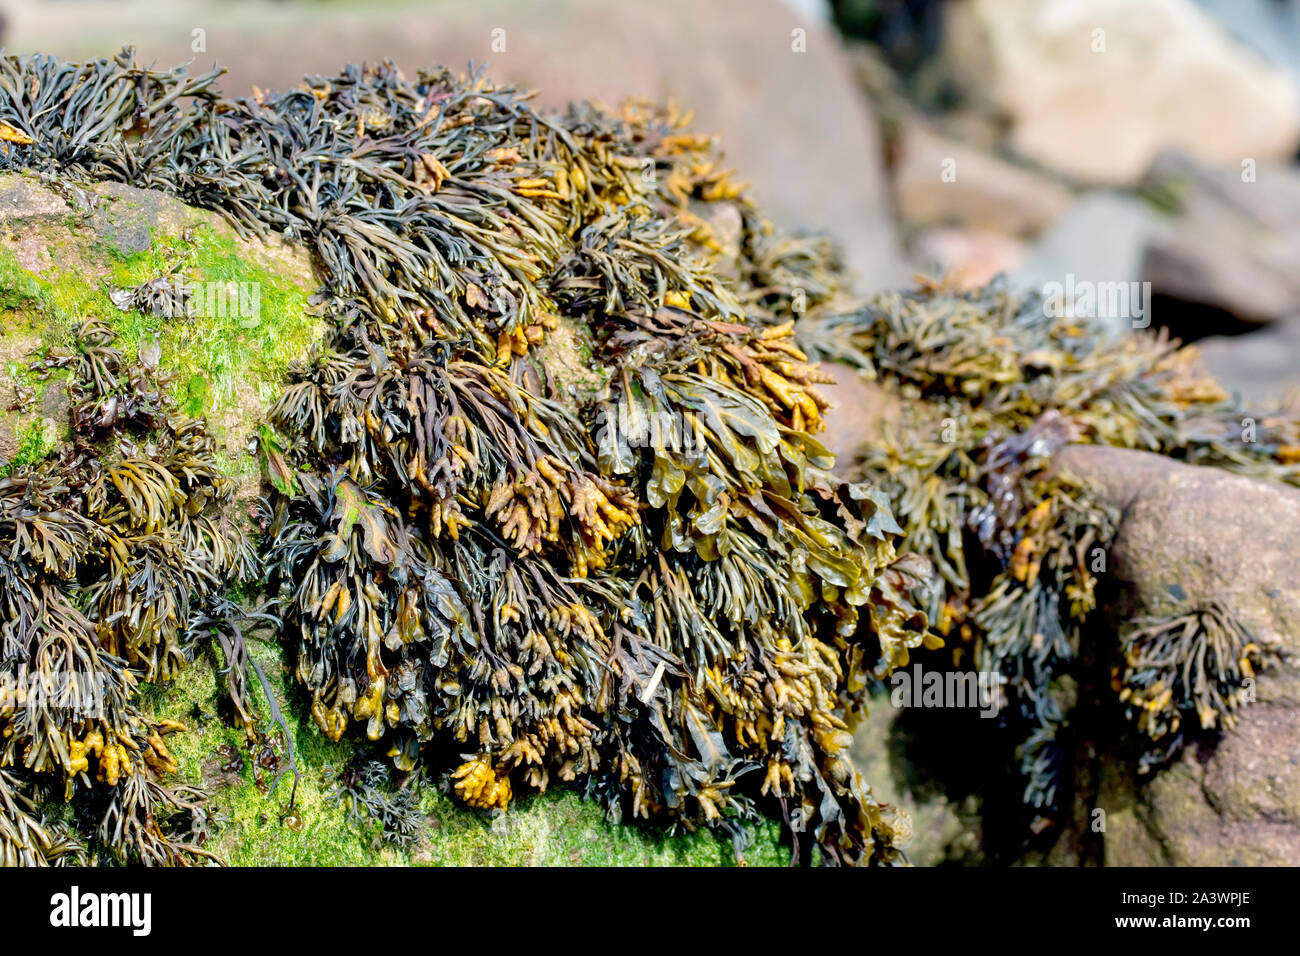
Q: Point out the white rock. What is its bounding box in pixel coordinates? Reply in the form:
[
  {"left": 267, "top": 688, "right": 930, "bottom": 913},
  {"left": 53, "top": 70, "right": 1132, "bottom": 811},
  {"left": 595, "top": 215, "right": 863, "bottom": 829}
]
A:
[{"left": 945, "top": 0, "right": 1300, "bottom": 184}]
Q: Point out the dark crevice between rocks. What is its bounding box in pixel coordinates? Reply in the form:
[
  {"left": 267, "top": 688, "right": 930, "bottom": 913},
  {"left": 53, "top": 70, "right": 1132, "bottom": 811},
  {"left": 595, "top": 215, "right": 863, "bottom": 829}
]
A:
[{"left": 1150, "top": 292, "right": 1267, "bottom": 342}]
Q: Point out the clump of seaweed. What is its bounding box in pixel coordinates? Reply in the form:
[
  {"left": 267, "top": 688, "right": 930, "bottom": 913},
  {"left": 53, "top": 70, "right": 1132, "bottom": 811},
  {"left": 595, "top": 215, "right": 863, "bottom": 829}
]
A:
[
  {"left": 799, "top": 278, "right": 1295, "bottom": 826},
  {"left": 0, "top": 769, "right": 85, "bottom": 866},
  {"left": 0, "top": 319, "right": 252, "bottom": 864},
  {"left": 236, "top": 74, "right": 929, "bottom": 863},
  {"left": 3, "top": 49, "right": 935, "bottom": 865},
  {"left": 332, "top": 759, "right": 423, "bottom": 849},
  {"left": 1118, "top": 601, "right": 1270, "bottom": 772}
]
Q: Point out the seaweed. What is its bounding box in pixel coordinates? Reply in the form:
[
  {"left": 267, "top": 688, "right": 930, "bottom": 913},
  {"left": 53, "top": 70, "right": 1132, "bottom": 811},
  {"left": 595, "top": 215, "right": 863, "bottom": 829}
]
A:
[
  {"left": 2, "top": 49, "right": 938, "bottom": 864},
  {"left": 801, "top": 278, "right": 1297, "bottom": 827},
  {"left": 1118, "top": 601, "right": 1273, "bottom": 773},
  {"left": 331, "top": 759, "right": 423, "bottom": 848},
  {"left": 1, "top": 320, "right": 251, "bottom": 864}
]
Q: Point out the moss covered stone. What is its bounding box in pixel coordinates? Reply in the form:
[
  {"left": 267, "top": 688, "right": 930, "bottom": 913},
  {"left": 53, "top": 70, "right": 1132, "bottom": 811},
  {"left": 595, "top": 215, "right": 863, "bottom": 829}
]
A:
[{"left": 0, "top": 171, "right": 786, "bottom": 866}]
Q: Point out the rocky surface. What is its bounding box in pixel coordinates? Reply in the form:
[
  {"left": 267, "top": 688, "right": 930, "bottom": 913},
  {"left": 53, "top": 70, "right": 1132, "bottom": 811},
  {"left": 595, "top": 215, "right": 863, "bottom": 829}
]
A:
[
  {"left": 1139, "top": 151, "right": 1300, "bottom": 327},
  {"left": 853, "top": 2, "right": 1300, "bottom": 355},
  {"left": 850, "top": 692, "right": 985, "bottom": 866},
  {"left": 0, "top": 172, "right": 317, "bottom": 468},
  {"left": 817, "top": 365, "right": 903, "bottom": 477},
  {"left": 1054, "top": 445, "right": 1300, "bottom": 865},
  {"left": 910, "top": 227, "right": 1026, "bottom": 289},
  {"left": 1055, "top": 445, "right": 1300, "bottom": 645},
  {"left": 1013, "top": 192, "right": 1165, "bottom": 334}
]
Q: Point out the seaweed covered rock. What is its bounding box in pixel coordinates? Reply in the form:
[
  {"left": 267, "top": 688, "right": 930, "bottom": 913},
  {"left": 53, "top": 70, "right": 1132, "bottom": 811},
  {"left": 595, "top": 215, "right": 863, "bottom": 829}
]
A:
[
  {"left": 0, "top": 317, "right": 247, "bottom": 865},
  {"left": 1054, "top": 446, "right": 1300, "bottom": 865},
  {"left": 3, "top": 47, "right": 1295, "bottom": 869},
  {"left": 0, "top": 49, "right": 932, "bottom": 866},
  {"left": 808, "top": 281, "right": 1300, "bottom": 862}
]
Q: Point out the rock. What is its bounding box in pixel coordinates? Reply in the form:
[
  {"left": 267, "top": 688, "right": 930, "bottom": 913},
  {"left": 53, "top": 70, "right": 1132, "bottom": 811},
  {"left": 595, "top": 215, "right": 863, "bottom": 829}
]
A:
[
  {"left": 911, "top": 227, "right": 1025, "bottom": 288},
  {"left": 943, "top": 0, "right": 1300, "bottom": 185},
  {"left": 833, "top": 404, "right": 1300, "bottom": 866},
  {"left": 893, "top": 119, "right": 1075, "bottom": 236},
  {"left": 1143, "top": 237, "right": 1297, "bottom": 327},
  {"left": 1144, "top": 149, "right": 1300, "bottom": 234},
  {"left": 1196, "top": 323, "right": 1300, "bottom": 404},
  {"left": 1139, "top": 151, "right": 1300, "bottom": 326},
  {"left": 816, "top": 364, "right": 904, "bottom": 476},
  {"left": 8, "top": 0, "right": 905, "bottom": 292},
  {"left": 0, "top": 171, "right": 318, "bottom": 465},
  {"left": 1052, "top": 445, "right": 1300, "bottom": 865},
  {"left": 0, "top": 175, "right": 66, "bottom": 227},
  {"left": 87, "top": 181, "right": 192, "bottom": 256},
  {"left": 1014, "top": 192, "right": 1165, "bottom": 334},
  {"left": 1055, "top": 445, "right": 1300, "bottom": 644},
  {"left": 850, "top": 691, "right": 985, "bottom": 866}
]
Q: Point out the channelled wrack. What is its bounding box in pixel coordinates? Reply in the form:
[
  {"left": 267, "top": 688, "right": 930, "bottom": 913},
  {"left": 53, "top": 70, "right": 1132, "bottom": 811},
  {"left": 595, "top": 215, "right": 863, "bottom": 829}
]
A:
[
  {"left": 2, "top": 50, "right": 932, "bottom": 864},
  {"left": 1, "top": 321, "right": 250, "bottom": 865},
  {"left": 801, "top": 280, "right": 1295, "bottom": 825},
  {"left": 242, "top": 79, "right": 930, "bottom": 865}
]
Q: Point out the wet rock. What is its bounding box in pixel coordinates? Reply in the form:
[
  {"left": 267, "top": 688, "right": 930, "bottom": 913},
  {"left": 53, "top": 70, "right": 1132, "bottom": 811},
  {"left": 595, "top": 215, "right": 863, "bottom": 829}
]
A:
[
  {"left": 86, "top": 182, "right": 192, "bottom": 256},
  {"left": 850, "top": 692, "right": 984, "bottom": 866},
  {"left": 1055, "top": 445, "right": 1300, "bottom": 645},
  {"left": 943, "top": 0, "right": 1300, "bottom": 185}
]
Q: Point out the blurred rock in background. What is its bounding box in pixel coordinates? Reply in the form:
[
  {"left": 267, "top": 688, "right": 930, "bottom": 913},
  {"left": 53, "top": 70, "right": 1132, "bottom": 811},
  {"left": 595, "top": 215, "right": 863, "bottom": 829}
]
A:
[
  {"left": 940, "top": 0, "right": 1300, "bottom": 186},
  {"left": 834, "top": 0, "right": 1300, "bottom": 401},
  {"left": 1013, "top": 192, "right": 1163, "bottom": 335},
  {"left": 1193, "top": 0, "right": 1300, "bottom": 87}
]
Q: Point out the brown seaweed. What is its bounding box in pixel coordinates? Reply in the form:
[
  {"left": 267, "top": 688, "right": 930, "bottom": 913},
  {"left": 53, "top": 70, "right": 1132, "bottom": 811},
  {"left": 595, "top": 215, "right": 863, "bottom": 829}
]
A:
[
  {"left": 1, "top": 320, "right": 252, "bottom": 864},
  {"left": 801, "top": 278, "right": 1297, "bottom": 824}
]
